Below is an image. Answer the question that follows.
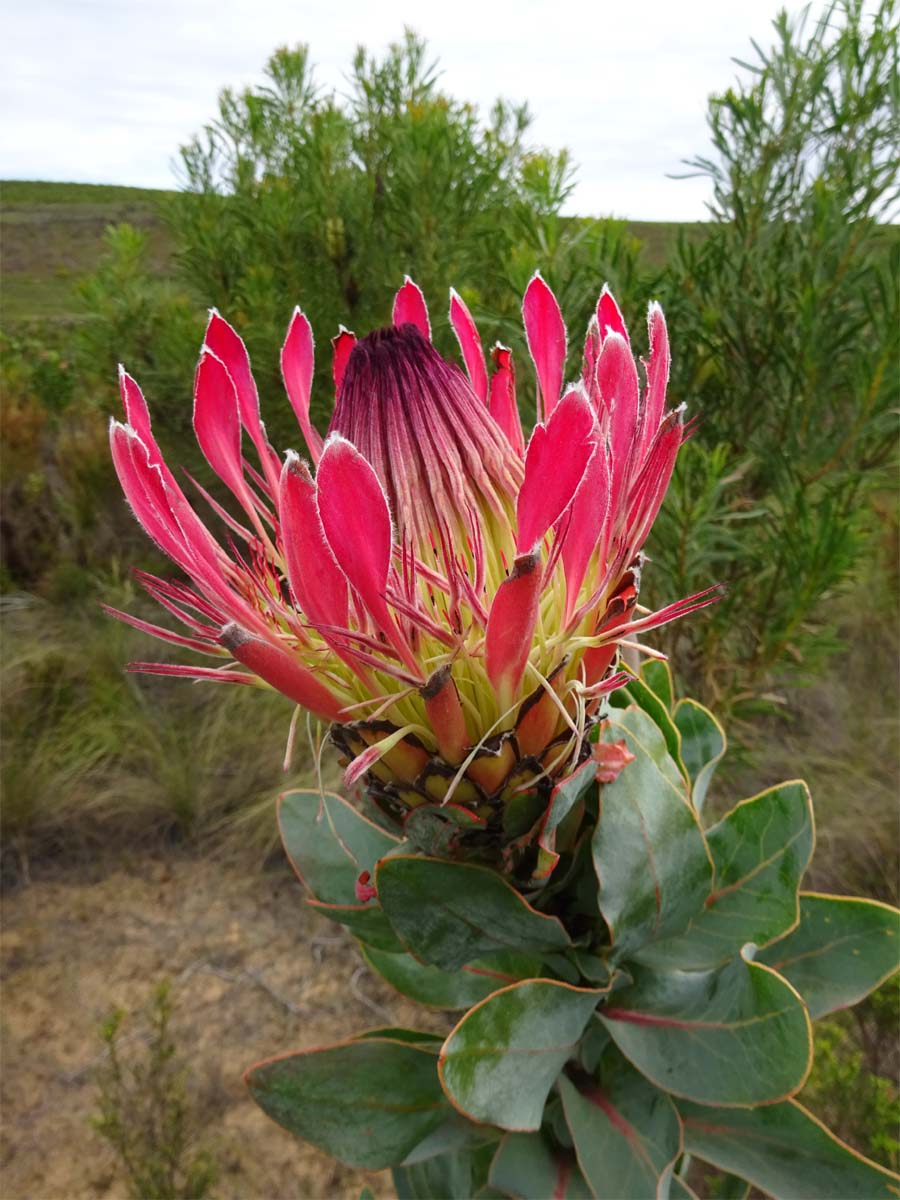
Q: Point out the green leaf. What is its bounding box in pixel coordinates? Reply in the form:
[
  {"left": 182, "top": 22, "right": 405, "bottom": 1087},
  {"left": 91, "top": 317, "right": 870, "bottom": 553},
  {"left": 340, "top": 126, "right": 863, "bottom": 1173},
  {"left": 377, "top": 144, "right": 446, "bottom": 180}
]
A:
[
  {"left": 600, "top": 954, "right": 812, "bottom": 1106},
  {"left": 393, "top": 1138, "right": 499, "bottom": 1197},
  {"left": 354, "top": 1027, "right": 443, "bottom": 1046},
  {"left": 672, "top": 698, "right": 726, "bottom": 812},
  {"left": 376, "top": 856, "right": 571, "bottom": 970},
  {"left": 488, "top": 1133, "right": 592, "bottom": 1199},
  {"left": 534, "top": 759, "right": 597, "bottom": 881},
  {"left": 278, "top": 789, "right": 399, "bottom": 904},
  {"left": 245, "top": 1036, "right": 448, "bottom": 1169},
  {"left": 636, "top": 781, "right": 814, "bottom": 971},
  {"left": 558, "top": 1052, "right": 682, "bottom": 1200},
  {"left": 756, "top": 892, "right": 900, "bottom": 1018},
  {"left": 640, "top": 659, "right": 674, "bottom": 709},
  {"left": 678, "top": 1097, "right": 900, "bottom": 1199},
  {"left": 593, "top": 716, "right": 712, "bottom": 961},
  {"left": 306, "top": 898, "right": 405, "bottom": 952},
  {"left": 610, "top": 674, "right": 684, "bottom": 770},
  {"left": 438, "top": 980, "right": 603, "bottom": 1129},
  {"left": 608, "top": 705, "right": 687, "bottom": 796},
  {"left": 362, "top": 944, "right": 542, "bottom": 1009}
]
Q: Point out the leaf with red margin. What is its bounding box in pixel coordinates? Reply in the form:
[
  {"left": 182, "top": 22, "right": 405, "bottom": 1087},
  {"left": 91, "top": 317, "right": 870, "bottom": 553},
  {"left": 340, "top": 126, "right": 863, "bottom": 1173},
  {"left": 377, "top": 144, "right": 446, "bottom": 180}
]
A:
[
  {"left": 635, "top": 781, "right": 814, "bottom": 972},
  {"left": 609, "top": 674, "right": 685, "bottom": 774},
  {"left": 278, "top": 789, "right": 404, "bottom": 951},
  {"left": 245, "top": 1035, "right": 449, "bottom": 1169},
  {"left": 361, "top": 944, "right": 543, "bottom": 1010},
  {"left": 600, "top": 951, "right": 813, "bottom": 1107},
  {"left": 557, "top": 1049, "right": 681, "bottom": 1200},
  {"left": 756, "top": 892, "right": 900, "bottom": 1019},
  {"left": 489, "top": 1132, "right": 592, "bottom": 1198},
  {"left": 592, "top": 716, "right": 711, "bottom": 962},
  {"left": 306, "top": 898, "right": 405, "bottom": 952},
  {"left": 677, "top": 1097, "right": 900, "bottom": 1199},
  {"left": 672, "top": 697, "right": 726, "bottom": 814},
  {"left": 375, "top": 856, "right": 571, "bottom": 971},
  {"left": 534, "top": 758, "right": 597, "bottom": 881},
  {"left": 439, "top": 981, "right": 605, "bottom": 1130},
  {"left": 278, "top": 788, "right": 400, "bottom": 906}
]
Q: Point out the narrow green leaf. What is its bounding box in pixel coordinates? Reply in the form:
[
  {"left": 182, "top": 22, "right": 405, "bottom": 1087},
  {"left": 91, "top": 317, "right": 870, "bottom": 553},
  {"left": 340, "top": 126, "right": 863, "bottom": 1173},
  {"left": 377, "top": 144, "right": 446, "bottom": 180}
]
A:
[
  {"left": 756, "top": 892, "right": 900, "bottom": 1018},
  {"left": 362, "top": 944, "right": 542, "bottom": 1009},
  {"left": 278, "top": 788, "right": 399, "bottom": 904},
  {"left": 593, "top": 716, "right": 712, "bottom": 961},
  {"left": 245, "top": 1036, "right": 447, "bottom": 1169},
  {"left": 376, "top": 856, "right": 570, "bottom": 970},
  {"left": 439, "top": 980, "right": 603, "bottom": 1130},
  {"left": 672, "top": 698, "right": 726, "bottom": 812},
  {"left": 488, "top": 1133, "right": 592, "bottom": 1199},
  {"left": 558, "top": 1052, "right": 682, "bottom": 1200},
  {"left": 678, "top": 1097, "right": 900, "bottom": 1199},
  {"left": 636, "top": 781, "right": 814, "bottom": 970},
  {"left": 600, "top": 954, "right": 812, "bottom": 1106}
]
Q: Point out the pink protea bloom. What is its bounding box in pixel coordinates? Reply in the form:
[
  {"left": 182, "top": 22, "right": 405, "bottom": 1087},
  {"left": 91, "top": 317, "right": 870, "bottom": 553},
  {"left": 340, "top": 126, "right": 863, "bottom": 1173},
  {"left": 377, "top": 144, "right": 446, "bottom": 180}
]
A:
[{"left": 106, "top": 274, "right": 717, "bottom": 847}]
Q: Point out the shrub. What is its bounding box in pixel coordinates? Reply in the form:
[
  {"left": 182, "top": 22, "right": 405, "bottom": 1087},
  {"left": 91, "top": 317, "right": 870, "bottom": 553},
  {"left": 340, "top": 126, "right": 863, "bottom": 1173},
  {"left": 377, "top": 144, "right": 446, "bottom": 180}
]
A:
[{"left": 647, "top": 0, "right": 900, "bottom": 711}]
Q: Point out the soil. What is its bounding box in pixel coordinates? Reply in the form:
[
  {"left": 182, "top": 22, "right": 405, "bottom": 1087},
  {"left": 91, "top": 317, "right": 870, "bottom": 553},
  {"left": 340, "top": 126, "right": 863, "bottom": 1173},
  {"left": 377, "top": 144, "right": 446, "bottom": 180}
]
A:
[{"left": 0, "top": 851, "right": 449, "bottom": 1199}]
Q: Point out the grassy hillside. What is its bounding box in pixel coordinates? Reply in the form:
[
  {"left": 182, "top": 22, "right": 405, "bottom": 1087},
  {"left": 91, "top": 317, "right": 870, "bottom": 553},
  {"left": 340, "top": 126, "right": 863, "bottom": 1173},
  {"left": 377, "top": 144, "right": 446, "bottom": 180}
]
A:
[
  {"left": 1, "top": 180, "right": 175, "bottom": 322},
  {"left": 0, "top": 180, "right": 704, "bottom": 325}
]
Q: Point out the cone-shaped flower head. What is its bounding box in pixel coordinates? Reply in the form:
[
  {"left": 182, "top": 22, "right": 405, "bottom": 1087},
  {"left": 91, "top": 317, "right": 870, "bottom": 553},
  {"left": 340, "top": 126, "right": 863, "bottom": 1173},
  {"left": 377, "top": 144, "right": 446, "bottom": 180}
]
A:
[{"left": 107, "top": 276, "right": 718, "bottom": 856}]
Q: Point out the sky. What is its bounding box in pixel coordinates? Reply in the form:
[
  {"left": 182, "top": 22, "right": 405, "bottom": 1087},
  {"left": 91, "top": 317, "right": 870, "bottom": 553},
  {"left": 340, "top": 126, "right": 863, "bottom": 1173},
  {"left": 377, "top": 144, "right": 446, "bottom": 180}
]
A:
[{"left": 3, "top": 0, "right": 814, "bottom": 220}]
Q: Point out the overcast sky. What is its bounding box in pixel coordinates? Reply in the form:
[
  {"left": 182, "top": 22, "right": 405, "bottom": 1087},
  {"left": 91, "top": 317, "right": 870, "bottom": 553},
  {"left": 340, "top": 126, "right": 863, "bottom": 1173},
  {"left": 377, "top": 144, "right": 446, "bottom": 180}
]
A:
[{"left": 3, "top": 0, "right": 814, "bottom": 220}]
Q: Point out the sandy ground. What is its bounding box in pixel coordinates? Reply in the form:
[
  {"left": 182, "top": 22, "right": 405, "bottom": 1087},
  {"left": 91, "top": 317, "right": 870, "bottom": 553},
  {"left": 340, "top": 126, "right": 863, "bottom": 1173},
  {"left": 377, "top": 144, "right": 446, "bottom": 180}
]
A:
[{"left": 0, "top": 852, "right": 450, "bottom": 1200}]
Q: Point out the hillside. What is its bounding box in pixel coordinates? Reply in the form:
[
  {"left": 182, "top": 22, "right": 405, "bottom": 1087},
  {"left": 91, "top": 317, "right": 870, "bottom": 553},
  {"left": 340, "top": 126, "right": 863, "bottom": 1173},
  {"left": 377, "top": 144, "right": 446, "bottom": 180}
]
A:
[
  {"left": 0, "top": 180, "right": 704, "bottom": 325},
  {"left": 1, "top": 181, "right": 175, "bottom": 323}
]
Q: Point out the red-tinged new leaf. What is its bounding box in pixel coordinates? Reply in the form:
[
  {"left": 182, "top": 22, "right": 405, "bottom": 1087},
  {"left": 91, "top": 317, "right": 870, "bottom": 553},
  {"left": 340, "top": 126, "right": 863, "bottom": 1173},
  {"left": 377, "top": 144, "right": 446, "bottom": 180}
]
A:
[
  {"left": 393, "top": 276, "right": 431, "bottom": 340},
  {"left": 523, "top": 272, "right": 567, "bottom": 419},
  {"left": 449, "top": 289, "right": 488, "bottom": 403},
  {"left": 281, "top": 307, "right": 324, "bottom": 464},
  {"left": 517, "top": 389, "right": 595, "bottom": 554}
]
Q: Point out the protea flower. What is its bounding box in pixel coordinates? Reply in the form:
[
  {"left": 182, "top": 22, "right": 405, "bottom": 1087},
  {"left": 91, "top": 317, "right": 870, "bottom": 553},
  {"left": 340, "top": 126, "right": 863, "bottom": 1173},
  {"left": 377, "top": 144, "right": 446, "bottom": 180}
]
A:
[{"left": 106, "top": 275, "right": 717, "bottom": 863}]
